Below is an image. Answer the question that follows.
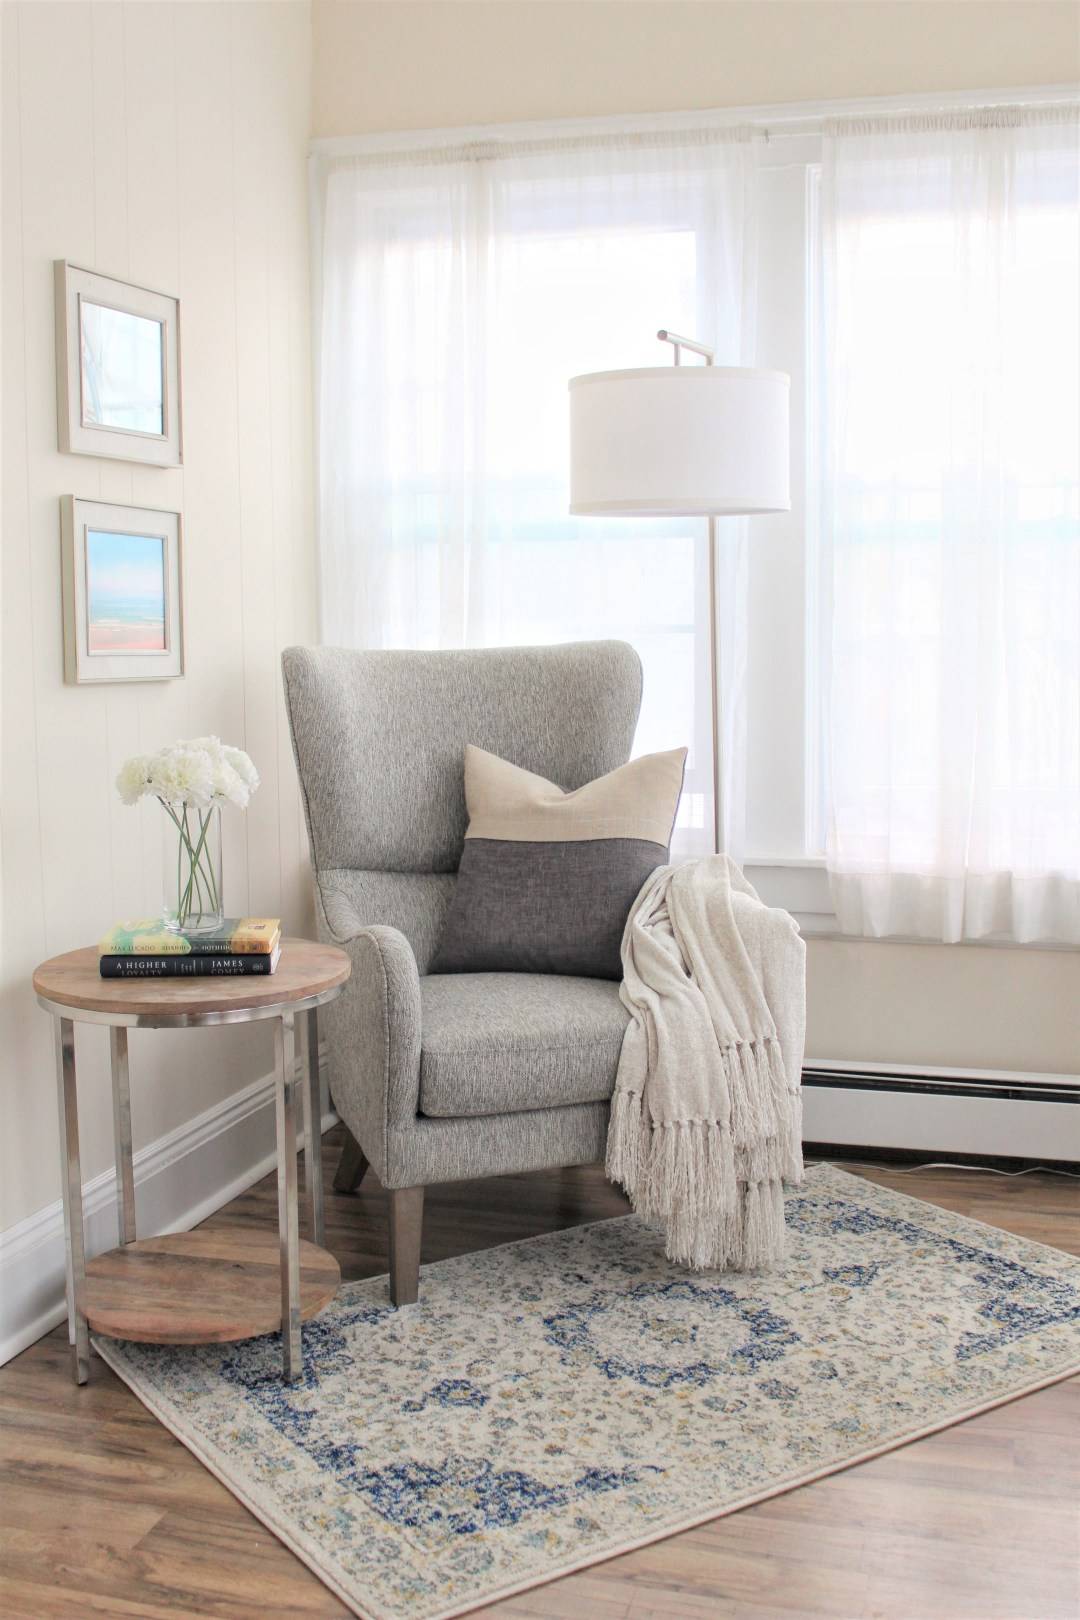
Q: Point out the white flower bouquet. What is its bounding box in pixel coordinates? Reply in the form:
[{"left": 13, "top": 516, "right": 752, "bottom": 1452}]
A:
[{"left": 117, "top": 737, "right": 259, "bottom": 933}]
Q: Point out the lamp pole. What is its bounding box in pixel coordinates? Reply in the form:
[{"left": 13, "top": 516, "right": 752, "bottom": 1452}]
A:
[{"left": 656, "top": 329, "right": 724, "bottom": 858}]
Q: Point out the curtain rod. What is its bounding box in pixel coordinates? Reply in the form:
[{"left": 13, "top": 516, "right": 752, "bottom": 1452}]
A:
[
  {"left": 310, "top": 82, "right": 1080, "bottom": 163},
  {"left": 324, "top": 125, "right": 757, "bottom": 172},
  {"left": 828, "top": 103, "right": 1079, "bottom": 137}
]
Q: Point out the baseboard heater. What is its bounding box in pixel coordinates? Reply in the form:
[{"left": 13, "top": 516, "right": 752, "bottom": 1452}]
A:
[{"left": 800, "top": 1060, "right": 1079, "bottom": 1164}]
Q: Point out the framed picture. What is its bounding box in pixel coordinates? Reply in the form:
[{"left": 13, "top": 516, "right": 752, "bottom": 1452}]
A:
[
  {"left": 54, "top": 261, "right": 182, "bottom": 466},
  {"left": 60, "top": 497, "right": 184, "bottom": 683}
]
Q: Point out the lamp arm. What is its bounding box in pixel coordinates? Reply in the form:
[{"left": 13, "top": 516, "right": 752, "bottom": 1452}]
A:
[{"left": 656, "top": 328, "right": 715, "bottom": 367}]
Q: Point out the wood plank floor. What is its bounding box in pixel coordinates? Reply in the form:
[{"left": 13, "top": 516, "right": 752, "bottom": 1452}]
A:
[{"left": 2, "top": 1128, "right": 1077, "bottom": 1620}]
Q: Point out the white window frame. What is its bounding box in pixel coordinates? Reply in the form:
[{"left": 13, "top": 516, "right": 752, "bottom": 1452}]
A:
[{"left": 742, "top": 131, "right": 838, "bottom": 932}]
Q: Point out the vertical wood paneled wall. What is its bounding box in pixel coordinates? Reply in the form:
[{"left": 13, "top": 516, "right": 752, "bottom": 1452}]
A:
[{"left": 1, "top": 1, "right": 316, "bottom": 1233}]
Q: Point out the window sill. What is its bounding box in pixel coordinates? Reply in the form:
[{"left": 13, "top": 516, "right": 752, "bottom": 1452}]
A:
[
  {"left": 742, "top": 859, "right": 1080, "bottom": 953},
  {"left": 743, "top": 857, "right": 831, "bottom": 930}
]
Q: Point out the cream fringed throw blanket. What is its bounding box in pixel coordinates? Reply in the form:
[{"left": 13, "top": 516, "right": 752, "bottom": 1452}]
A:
[{"left": 607, "top": 856, "right": 806, "bottom": 1272}]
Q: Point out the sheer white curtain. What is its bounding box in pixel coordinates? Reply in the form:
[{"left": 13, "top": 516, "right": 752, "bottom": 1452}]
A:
[
  {"left": 818, "top": 107, "right": 1080, "bottom": 942},
  {"left": 314, "top": 127, "right": 760, "bottom": 856}
]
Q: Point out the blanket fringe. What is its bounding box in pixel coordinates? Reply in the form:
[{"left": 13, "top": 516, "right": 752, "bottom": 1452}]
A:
[
  {"left": 605, "top": 1087, "right": 645, "bottom": 1191},
  {"left": 607, "top": 1037, "right": 803, "bottom": 1272}
]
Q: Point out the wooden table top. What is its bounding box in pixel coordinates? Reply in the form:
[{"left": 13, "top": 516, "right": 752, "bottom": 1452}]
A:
[{"left": 33, "top": 937, "right": 351, "bottom": 1022}]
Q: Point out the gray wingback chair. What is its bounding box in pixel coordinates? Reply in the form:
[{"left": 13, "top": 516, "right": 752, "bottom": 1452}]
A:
[{"left": 281, "top": 640, "right": 642, "bottom": 1305}]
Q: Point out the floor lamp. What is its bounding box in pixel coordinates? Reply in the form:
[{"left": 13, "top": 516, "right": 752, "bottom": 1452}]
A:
[{"left": 569, "top": 330, "right": 790, "bottom": 855}]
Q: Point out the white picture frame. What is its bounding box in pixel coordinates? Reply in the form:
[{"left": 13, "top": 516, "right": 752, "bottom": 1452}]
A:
[
  {"left": 54, "top": 261, "right": 182, "bottom": 466},
  {"left": 61, "top": 496, "right": 185, "bottom": 684}
]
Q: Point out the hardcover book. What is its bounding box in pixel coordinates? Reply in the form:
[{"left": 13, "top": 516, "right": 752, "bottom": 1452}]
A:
[
  {"left": 99, "top": 946, "right": 282, "bottom": 979},
  {"left": 99, "top": 918, "right": 281, "bottom": 956}
]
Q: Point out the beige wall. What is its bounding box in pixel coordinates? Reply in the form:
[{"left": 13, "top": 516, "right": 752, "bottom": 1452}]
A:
[
  {"left": 310, "top": 0, "right": 1080, "bottom": 1082},
  {"left": 1, "top": 0, "right": 316, "bottom": 1233},
  {"left": 311, "top": 0, "right": 1080, "bottom": 136},
  {"left": 805, "top": 941, "right": 1079, "bottom": 1075}
]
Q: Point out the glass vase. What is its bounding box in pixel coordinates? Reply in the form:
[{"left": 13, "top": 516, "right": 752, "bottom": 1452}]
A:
[{"left": 163, "top": 804, "right": 224, "bottom": 935}]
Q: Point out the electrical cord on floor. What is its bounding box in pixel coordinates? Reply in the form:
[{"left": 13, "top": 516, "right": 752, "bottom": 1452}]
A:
[{"left": 827, "top": 1158, "right": 1080, "bottom": 1179}]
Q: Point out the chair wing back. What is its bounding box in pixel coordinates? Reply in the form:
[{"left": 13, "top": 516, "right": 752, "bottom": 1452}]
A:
[{"left": 281, "top": 641, "right": 643, "bottom": 876}]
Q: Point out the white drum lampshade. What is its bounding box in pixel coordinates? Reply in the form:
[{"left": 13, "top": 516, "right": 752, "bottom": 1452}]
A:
[{"left": 569, "top": 365, "right": 791, "bottom": 516}]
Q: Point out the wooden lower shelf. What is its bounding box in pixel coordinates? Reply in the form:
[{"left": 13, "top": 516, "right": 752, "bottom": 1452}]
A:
[{"left": 82, "top": 1228, "right": 340, "bottom": 1345}]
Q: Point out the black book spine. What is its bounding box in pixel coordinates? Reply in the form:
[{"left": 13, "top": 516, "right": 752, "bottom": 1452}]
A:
[{"left": 99, "top": 954, "right": 274, "bottom": 979}]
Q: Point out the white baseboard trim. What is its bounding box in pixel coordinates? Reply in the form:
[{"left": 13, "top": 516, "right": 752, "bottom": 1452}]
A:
[
  {"left": 0, "top": 1057, "right": 336, "bottom": 1368},
  {"left": 802, "top": 1060, "right": 1078, "bottom": 1160},
  {"left": 802, "top": 1086, "right": 1078, "bottom": 1161}
]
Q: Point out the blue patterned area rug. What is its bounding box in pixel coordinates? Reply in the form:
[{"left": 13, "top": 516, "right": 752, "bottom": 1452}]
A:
[{"left": 95, "top": 1165, "right": 1080, "bottom": 1620}]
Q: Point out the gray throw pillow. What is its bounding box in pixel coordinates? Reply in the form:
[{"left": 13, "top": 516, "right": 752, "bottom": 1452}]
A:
[{"left": 430, "top": 744, "right": 687, "bottom": 980}]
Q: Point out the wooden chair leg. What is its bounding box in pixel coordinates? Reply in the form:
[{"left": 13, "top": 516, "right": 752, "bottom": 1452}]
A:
[
  {"left": 388, "top": 1186, "right": 424, "bottom": 1306},
  {"left": 333, "top": 1127, "right": 369, "bottom": 1194}
]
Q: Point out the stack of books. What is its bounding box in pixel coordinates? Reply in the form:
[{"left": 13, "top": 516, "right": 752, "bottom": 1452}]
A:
[{"left": 98, "top": 918, "right": 282, "bottom": 978}]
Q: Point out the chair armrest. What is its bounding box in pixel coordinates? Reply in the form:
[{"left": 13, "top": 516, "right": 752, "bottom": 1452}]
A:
[{"left": 319, "top": 889, "right": 423, "bottom": 1181}]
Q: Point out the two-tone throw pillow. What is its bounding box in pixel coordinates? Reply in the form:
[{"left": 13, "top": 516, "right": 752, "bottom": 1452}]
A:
[{"left": 430, "top": 744, "right": 687, "bottom": 980}]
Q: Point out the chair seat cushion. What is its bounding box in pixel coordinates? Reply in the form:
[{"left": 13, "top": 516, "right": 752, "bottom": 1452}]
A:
[{"left": 419, "top": 972, "right": 630, "bottom": 1118}]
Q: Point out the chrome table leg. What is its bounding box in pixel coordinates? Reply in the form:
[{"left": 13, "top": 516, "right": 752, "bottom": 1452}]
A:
[
  {"left": 54, "top": 1017, "right": 90, "bottom": 1384},
  {"left": 275, "top": 1011, "right": 302, "bottom": 1382},
  {"left": 110, "top": 1027, "right": 136, "bottom": 1246},
  {"left": 302, "top": 1008, "right": 326, "bottom": 1248}
]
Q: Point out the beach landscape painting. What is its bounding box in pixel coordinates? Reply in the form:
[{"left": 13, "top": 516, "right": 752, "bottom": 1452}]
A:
[
  {"left": 61, "top": 496, "right": 184, "bottom": 684},
  {"left": 86, "top": 528, "right": 168, "bottom": 653}
]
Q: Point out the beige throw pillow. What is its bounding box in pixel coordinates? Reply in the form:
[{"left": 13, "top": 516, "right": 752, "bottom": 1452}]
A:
[{"left": 430, "top": 744, "right": 687, "bottom": 979}]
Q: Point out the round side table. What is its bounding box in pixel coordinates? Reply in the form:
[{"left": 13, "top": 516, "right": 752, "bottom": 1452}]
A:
[{"left": 33, "top": 938, "right": 351, "bottom": 1385}]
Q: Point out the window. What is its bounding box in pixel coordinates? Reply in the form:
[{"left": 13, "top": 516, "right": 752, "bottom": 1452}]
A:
[
  {"left": 811, "top": 113, "right": 1080, "bottom": 941},
  {"left": 314, "top": 100, "right": 1080, "bottom": 938},
  {"left": 316, "top": 132, "right": 757, "bottom": 858}
]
